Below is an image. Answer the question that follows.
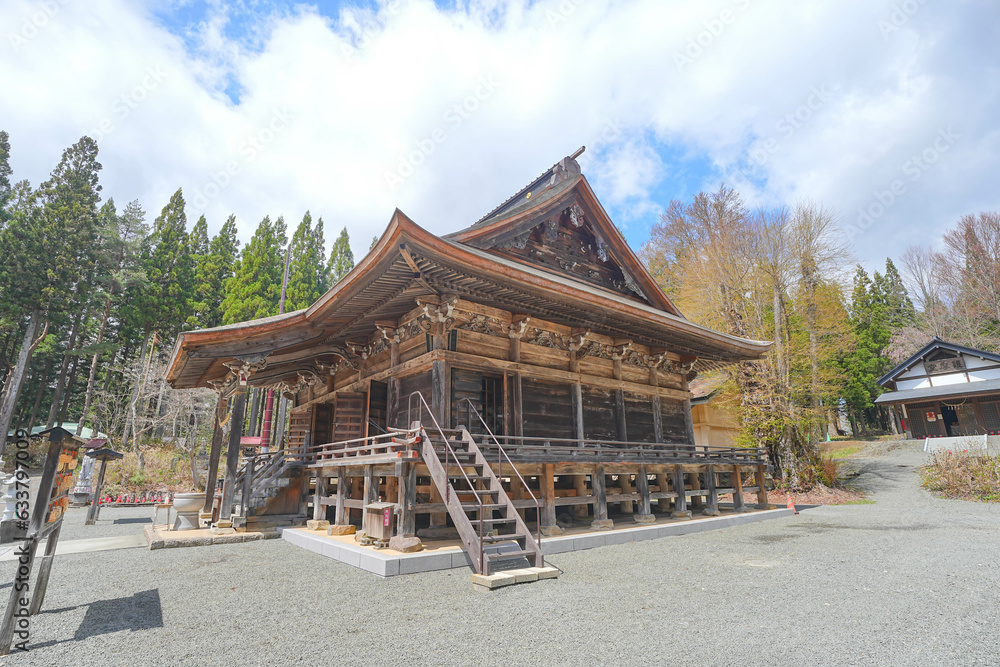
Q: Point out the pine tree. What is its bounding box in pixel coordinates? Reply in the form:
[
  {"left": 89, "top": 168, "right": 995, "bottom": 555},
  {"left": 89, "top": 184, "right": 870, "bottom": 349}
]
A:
[
  {"left": 369, "top": 235, "right": 378, "bottom": 251},
  {"left": 328, "top": 227, "right": 354, "bottom": 286},
  {"left": 284, "top": 211, "right": 327, "bottom": 311},
  {"left": 221, "top": 215, "right": 287, "bottom": 324}
]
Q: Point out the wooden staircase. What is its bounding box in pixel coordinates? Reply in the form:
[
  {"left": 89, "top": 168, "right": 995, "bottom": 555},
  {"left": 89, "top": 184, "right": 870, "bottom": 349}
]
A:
[{"left": 420, "top": 426, "right": 544, "bottom": 575}]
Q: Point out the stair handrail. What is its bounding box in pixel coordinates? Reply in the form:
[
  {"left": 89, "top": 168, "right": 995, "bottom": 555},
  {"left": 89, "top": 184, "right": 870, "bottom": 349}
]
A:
[
  {"left": 407, "top": 390, "right": 485, "bottom": 572},
  {"left": 459, "top": 398, "right": 542, "bottom": 550}
]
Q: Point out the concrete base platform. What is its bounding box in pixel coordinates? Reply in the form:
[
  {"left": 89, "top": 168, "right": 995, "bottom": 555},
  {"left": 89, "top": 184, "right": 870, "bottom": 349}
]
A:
[
  {"left": 144, "top": 525, "right": 282, "bottom": 550},
  {"left": 279, "top": 507, "right": 794, "bottom": 577}
]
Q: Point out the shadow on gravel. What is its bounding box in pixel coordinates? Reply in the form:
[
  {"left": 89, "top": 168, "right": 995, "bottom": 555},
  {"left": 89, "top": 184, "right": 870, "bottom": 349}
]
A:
[
  {"left": 787, "top": 522, "right": 936, "bottom": 533},
  {"left": 113, "top": 517, "right": 152, "bottom": 525},
  {"left": 32, "top": 589, "right": 163, "bottom": 648}
]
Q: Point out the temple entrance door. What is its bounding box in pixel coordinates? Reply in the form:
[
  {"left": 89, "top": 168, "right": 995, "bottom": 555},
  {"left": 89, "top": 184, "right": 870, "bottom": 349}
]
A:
[
  {"left": 332, "top": 392, "right": 366, "bottom": 443},
  {"left": 941, "top": 404, "right": 959, "bottom": 436},
  {"left": 452, "top": 369, "right": 505, "bottom": 436},
  {"left": 367, "top": 381, "right": 388, "bottom": 437}
]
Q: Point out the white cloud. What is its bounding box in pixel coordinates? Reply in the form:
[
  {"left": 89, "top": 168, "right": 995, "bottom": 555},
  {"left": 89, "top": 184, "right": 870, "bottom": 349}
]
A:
[{"left": 0, "top": 0, "right": 996, "bottom": 269}]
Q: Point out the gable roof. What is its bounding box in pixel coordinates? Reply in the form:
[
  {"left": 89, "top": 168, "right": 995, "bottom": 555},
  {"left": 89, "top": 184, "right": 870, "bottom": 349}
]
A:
[
  {"left": 877, "top": 337, "right": 1000, "bottom": 386},
  {"left": 446, "top": 151, "right": 679, "bottom": 316}
]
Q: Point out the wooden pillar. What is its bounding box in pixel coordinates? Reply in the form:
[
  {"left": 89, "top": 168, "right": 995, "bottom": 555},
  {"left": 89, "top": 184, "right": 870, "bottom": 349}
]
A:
[
  {"left": 429, "top": 482, "right": 448, "bottom": 527},
  {"left": 671, "top": 466, "right": 691, "bottom": 518},
  {"left": 312, "top": 470, "right": 328, "bottom": 521},
  {"left": 615, "top": 389, "right": 627, "bottom": 442},
  {"left": 335, "top": 468, "right": 348, "bottom": 526},
  {"left": 651, "top": 395, "right": 663, "bottom": 443},
  {"left": 202, "top": 396, "right": 227, "bottom": 514},
  {"left": 656, "top": 472, "right": 671, "bottom": 513},
  {"left": 385, "top": 474, "right": 398, "bottom": 507},
  {"left": 756, "top": 465, "right": 768, "bottom": 506},
  {"left": 619, "top": 472, "right": 634, "bottom": 514},
  {"left": 84, "top": 459, "right": 108, "bottom": 525},
  {"left": 572, "top": 382, "right": 584, "bottom": 444},
  {"left": 27, "top": 520, "right": 61, "bottom": 615},
  {"left": 690, "top": 468, "right": 703, "bottom": 509},
  {"left": 363, "top": 465, "right": 378, "bottom": 505},
  {"left": 634, "top": 465, "right": 653, "bottom": 522},
  {"left": 540, "top": 463, "right": 562, "bottom": 536},
  {"left": 590, "top": 465, "right": 611, "bottom": 529},
  {"left": 704, "top": 465, "right": 720, "bottom": 515},
  {"left": 400, "top": 462, "right": 417, "bottom": 537},
  {"left": 732, "top": 466, "right": 746, "bottom": 512},
  {"left": 221, "top": 391, "right": 247, "bottom": 518},
  {"left": 683, "top": 398, "right": 697, "bottom": 446},
  {"left": 431, "top": 360, "right": 446, "bottom": 426},
  {"left": 510, "top": 473, "right": 527, "bottom": 520},
  {"left": 350, "top": 475, "right": 364, "bottom": 522},
  {"left": 572, "top": 474, "right": 588, "bottom": 518}
]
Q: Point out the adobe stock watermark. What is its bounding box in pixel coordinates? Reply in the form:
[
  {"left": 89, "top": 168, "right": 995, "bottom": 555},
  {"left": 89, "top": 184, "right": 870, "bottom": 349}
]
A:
[
  {"left": 340, "top": 0, "right": 402, "bottom": 62},
  {"left": 545, "top": 0, "right": 587, "bottom": 30},
  {"left": 674, "top": 0, "right": 752, "bottom": 72},
  {"left": 846, "top": 127, "right": 960, "bottom": 241},
  {"left": 190, "top": 108, "right": 293, "bottom": 211},
  {"left": 384, "top": 75, "right": 501, "bottom": 192},
  {"left": 89, "top": 66, "right": 168, "bottom": 144},
  {"left": 748, "top": 85, "right": 834, "bottom": 168},
  {"left": 878, "top": 0, "right": 929, "bottom": 40},
  {"left": 7, "top": 0, "right": 71, "bottom": 52}
]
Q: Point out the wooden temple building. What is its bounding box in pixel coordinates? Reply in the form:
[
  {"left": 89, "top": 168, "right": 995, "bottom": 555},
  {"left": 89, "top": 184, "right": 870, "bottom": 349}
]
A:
[{"left": 166, "top": 150, "right": 773, "bottom": 575}]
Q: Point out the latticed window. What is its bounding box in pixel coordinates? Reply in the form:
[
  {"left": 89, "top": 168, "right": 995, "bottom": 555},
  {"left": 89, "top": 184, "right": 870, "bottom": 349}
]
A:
[
  {"left": 980, "top": 401, "right": 1000, "bottom": 432},
  {"left": 908, "top": 402, "right": 938, "bottom": 438}
]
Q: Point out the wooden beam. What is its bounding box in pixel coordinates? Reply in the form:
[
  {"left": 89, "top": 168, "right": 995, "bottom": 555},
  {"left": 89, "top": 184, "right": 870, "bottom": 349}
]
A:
[{"left": 705, "top": 465, "right": 719, "bottom": 515}]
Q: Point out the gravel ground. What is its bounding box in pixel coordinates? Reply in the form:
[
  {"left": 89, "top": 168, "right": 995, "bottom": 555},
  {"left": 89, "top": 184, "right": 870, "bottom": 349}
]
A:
[
  {"left": 2, "top": 440, "right": 997, "bottom": 666},
  {"left": 56, "top": 506, "right": 156, "bottom": 542}
]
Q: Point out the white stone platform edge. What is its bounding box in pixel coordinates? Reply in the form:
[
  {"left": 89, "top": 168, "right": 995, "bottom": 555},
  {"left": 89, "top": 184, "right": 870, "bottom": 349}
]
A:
[{"left": 278, "top": 507, "right": 795, "bottom": 578}]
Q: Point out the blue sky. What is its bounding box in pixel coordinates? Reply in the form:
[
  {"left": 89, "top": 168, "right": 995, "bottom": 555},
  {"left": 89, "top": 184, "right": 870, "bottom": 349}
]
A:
[{"left": 2, "top": 0, "right": 998, "bottom": 277}]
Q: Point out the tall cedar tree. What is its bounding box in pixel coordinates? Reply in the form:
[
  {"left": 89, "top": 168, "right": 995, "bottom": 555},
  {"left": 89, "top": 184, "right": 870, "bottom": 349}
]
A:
[
  {"left": 222, "top": 215, "right": 287, "bottom": 324},
  {"left": 328, "top": 227, "right": 354, "bottom": 286},
  {"left": 0, "top": 131, "right": 11, "bottom": 228},
  {"left": 841, "top": 260, "right": 914, "bottom": 432},
  {"left": 136, "top": 189, "right": 194, "bottom": 340},
  {"left": 190, "top": 215, "right": 240, "bottom": 329},
  {"left": 187, "top": 215, "right": 210, "bottom": 328},
  {"left": 0, "top": 136, "right": 102, "bottom": 452},
  {"left": 284, "top": 211, "right": 327, "bottom": 311}
]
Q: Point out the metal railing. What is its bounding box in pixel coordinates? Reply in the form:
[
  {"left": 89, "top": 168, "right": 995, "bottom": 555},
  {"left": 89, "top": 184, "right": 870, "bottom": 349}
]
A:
[
  {"left": 459, "top": 398, "right": 542, "bottom": 550},
  {"left": 407, "top": 391, "right": 487, "bottom": 573}
]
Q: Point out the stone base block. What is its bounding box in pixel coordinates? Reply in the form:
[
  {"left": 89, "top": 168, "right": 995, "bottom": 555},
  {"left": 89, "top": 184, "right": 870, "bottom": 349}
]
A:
[
  {"left": 590, "top": 519, "right": 614, "bottom": 531},
  {"left": 702, "top": 508, "right": 721, "bottom": 517},
  {"left": 327, "top": 524, "right": 356, "bottom": 536},
  {"left": 306, "top": 520, "right": 330, "bottom": 531},
  {"left": 388, "top": 535, "right": 423, "bottom": 553},
  {"left": 540, "top": 525, "right": 565, "bottom": 537},
  {"left": 671, "top": 510, "right": 693, "bottom": 519},
  {"left": 210, "top": 526, "right": 236, "bottom": 535},
  {"left": 215, "top": 519, "right": 233, "bottom": 529},
  {"left": 633, "top": 514, "right": 656, "bottom": 524}
]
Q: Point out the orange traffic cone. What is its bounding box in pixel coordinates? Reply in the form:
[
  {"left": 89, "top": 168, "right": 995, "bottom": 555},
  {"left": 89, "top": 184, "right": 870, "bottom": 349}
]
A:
[{"left": 786, "top": 494, "right": 798, "bottom": 515}]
